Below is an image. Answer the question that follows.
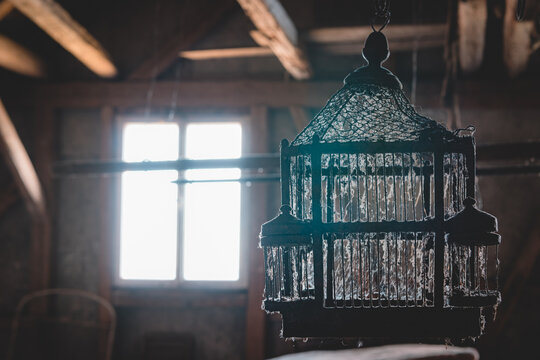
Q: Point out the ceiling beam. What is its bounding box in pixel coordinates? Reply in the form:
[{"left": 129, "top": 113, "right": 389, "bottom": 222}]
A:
[
  {"left": 7, "top": 0, "right": 117, "bottom": 78},
  {"left": 3, "top": 79, "right": 540, "bottom": 109},
  {"left": 128, "top": 0, "right": 236, "bottom": 80},
  {"left": 0, "top": 99, "right": 46, "bottom": 218},
  {"left": 179, "top": 47, "right": 273, "bottom": 60},
  {"left": 236, "top": 0, "right": 312, "bottom": 80},
  {"left": 0, "top": 0, "right": 14, "bottom": 21},
  {"left": 304, "top": 23, "right": 446, "bottom": 46},
  {"left": 0, "top": 34, "right": 46, "bottom": 77}
]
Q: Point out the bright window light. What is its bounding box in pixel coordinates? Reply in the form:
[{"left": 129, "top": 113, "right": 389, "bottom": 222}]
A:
[
  {"left": 120, "top": 123, "right": 179, "bottom": 281},
  {"left": 183, "top": 122, "right": 242, "bottom": 281}
]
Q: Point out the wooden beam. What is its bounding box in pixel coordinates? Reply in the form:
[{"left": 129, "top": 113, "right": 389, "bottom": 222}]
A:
[
  {"left": 0, "top": 99, "right": 45, "bottom": 217},
  {"left": 237, "top": 0, "right": 312, "bottom": 80},
  {"left": 3, "top": 79, "right": 540, "bottom": 109},
  {"left": 7, "top": 0, "right": 117, "bottom": 78},
  {"left": 244, "top": 105, "right": 268, "bottom": 360},
  {"left": 0, "top": 0, "right": 14, "bottom": 21},
  {"left": 0, "top": 34, "right": 46, "bottom": 77},
  {"left": 304, "top": 23, "right": 446, "bottom": 46},
  {"left": 503, "top": 0, "right": 534, "bottom": 77},
  {"left": 458, "top": 0, "right": 487, "bottom": 72},
  {"left": 179, "top": 47, "right": 273, "bottom": 60},
  {"left": 128, "top": 0, "right": 235, "bottom": 80},
  {"left": 0, "top": 99, "right": 50, "bottom": 291},
  {"left": 313, "top": 38, "right": 444, "bottom": 56},
  {"left": 28, "top": 81, "right": 342, "bottom": 108}
]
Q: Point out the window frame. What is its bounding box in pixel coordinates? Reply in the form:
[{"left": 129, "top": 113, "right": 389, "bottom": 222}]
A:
[{"left": 113, "top": 113, "right": 249, "bottom": 290}]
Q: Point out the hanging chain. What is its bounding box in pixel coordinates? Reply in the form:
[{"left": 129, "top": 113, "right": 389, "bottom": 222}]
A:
[{"left": 371, "top": 0, "right": 391, "bottom": 32}]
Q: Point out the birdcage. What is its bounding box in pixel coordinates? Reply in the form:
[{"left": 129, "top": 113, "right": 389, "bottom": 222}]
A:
[{"left": 260, "top": 31, "right": 500, "bottom": 339}]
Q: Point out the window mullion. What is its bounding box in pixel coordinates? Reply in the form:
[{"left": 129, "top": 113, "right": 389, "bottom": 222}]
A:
[{"left": 177, "top": 117, "right": 187, "bottom": 285}]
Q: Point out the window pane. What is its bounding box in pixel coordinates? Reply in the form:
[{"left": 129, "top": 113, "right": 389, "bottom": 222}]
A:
[
  {"left": 183, "top": 123, "right": 242, "bottom": 281},
  {"left": 120, "top": 123, "right": 179, "bottom": 281}
]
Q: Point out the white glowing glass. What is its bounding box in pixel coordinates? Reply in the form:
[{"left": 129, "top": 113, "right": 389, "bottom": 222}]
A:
[
  {"left": 119, "top": 123, "right": 179, "bottom": 281},
  {"left": 183, "top": 122, "right": 242, "bottom": 281}
]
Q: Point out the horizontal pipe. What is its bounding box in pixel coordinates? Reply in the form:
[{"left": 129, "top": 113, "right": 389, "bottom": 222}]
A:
[
  {"left": 53, "top": 142, "right": 540, "bottom": 176},
  {"left": 54, "top": 154, "right": 280, "bottom": 176}
]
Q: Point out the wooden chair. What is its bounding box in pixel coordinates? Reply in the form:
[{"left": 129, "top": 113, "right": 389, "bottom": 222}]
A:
[{"left": 6, "top": 288, "right": 116, "bottom": 360}]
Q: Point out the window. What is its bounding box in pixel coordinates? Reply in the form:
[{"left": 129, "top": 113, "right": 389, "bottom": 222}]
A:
[{"left": 118, "top": 119, "right": 243, "bottom": 285}]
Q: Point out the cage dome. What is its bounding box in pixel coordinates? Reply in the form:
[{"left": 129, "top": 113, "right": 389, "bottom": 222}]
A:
[
  {"left": 292, "top": 74, "right": 454, "bottom": 146},
  {"left": 292, "top": 33, "right": 453, "bottom": 146}
]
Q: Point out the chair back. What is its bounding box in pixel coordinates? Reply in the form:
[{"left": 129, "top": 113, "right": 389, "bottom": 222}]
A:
[{"left": 6, "top": 288, "right": 116, "bottom": 360}]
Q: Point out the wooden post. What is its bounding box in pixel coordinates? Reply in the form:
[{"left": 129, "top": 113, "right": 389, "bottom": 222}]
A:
[
  {"left": 244, "top": 105, "right": 268, "bottom": 360},
  {"left": 98, "top": 106, "right": 115, "bottom": 307}
]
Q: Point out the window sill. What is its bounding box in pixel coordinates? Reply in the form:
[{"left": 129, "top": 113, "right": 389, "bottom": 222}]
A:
[{"left": 110, "top": 288, "right": 248, "bottom": 308}]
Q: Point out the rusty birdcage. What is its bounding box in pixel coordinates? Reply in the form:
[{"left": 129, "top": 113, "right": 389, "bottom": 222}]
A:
[{"left": 260, "top": 31, "right": 501, "bottom": 339}]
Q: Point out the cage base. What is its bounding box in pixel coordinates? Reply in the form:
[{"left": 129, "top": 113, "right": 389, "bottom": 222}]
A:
[{"left": 279, "top": 306, "right": 486, "bottom": 338}]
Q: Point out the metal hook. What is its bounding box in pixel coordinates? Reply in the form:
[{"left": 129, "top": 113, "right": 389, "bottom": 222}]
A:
[
  {"left": 371, "top": 0, "right": 391, "bottom": 32},
  {"left": 371, "top": 14, "right": 391, "bottom": 32}
]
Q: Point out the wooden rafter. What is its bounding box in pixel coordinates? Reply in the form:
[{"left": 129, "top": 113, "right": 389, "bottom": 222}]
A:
[
  {"left": 0, "top": 100, "right": 51, "bottom": 291},
  {"left": 7, "top": 0, "right": 117, "bottom": 78},
  {"left": 237, "top": 0, "right": 312, "bottom": 80},
  {"left": 0, "top": 99, "right": 46, "bottom": 218},
  {"left": 0, "top": 34, "right": 46, "bottom": 77},
  {"left": 0, "top": 0, "right": 14, "bottom": 21},
  {"left": 129, "top": 0, "right": 236, "bottom": 80}
]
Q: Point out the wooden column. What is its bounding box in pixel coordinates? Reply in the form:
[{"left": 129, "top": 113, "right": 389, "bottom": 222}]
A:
[
  {"left": 98, "top": 106, "right": 115, "bottom": 308},
  {"left": 244, "top": 105, "right": 268, "bottom": 360}
]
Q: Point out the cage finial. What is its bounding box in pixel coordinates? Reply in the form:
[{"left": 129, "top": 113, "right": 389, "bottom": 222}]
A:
[{"left": 363, "top": 31, "right": 389, "bottom": 67}]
